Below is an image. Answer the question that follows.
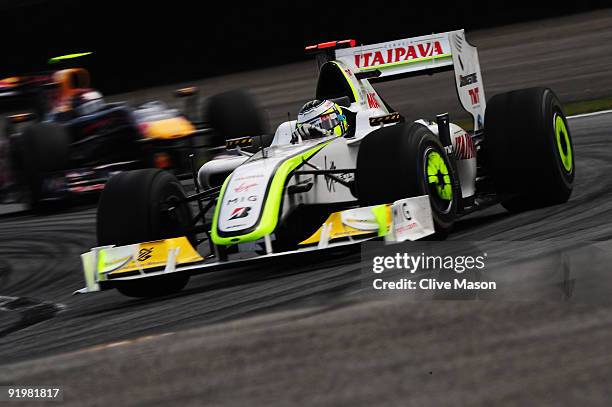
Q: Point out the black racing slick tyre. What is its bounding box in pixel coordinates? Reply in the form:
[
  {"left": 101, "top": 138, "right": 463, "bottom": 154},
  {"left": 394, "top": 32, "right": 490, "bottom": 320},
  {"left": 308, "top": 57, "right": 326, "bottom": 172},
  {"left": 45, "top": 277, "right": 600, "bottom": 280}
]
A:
[
  {"left": 483, "top": 87, "right": 574, "bottom": 212},
  {"left": 18, "top": 123, "right": 69, "bottom": 210},
  {"left": 356, "top": 122, "right": 458, "bottom": 238},
  {"left": 204, "top": 89, "right": 270, "bottom": 147},
  {"left": 97, "top": 169, "right": 195, "bottom": 297}
]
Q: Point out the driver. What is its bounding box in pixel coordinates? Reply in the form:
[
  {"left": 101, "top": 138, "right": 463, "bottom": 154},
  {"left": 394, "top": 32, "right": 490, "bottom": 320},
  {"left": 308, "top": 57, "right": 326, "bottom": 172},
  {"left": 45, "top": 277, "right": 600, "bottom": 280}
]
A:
[
  {"left": 49, "top": 89, "right": 105, "bottom": 122},
  {"left": 292, "top": 99, "right": 349, "bottom": 143}
]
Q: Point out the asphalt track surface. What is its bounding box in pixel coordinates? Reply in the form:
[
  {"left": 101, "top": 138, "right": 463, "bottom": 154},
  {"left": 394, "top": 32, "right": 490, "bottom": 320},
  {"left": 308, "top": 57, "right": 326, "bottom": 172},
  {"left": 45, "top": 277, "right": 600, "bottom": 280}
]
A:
[{"left": 1, "top": 10, "right": 612, "bottom": 407}]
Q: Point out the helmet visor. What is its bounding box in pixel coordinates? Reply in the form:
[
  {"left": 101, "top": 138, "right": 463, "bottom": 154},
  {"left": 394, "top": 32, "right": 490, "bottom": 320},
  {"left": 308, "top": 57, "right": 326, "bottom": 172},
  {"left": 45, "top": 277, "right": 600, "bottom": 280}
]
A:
[{"left": 306, "top": 112, "right": 342, "bottom": 132}]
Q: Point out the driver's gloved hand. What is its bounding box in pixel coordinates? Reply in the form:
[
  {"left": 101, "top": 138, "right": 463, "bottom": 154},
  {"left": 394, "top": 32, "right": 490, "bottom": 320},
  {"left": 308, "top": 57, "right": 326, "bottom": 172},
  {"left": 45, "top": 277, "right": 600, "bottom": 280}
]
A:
[{"left": 291, "top": 123, "right": 329, "bottom": 143}]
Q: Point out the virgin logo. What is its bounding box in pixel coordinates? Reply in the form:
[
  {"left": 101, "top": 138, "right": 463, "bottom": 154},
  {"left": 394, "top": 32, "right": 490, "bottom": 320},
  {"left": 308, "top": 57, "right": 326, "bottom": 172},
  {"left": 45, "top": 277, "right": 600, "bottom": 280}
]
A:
[{"left": 234, "top": 182, "right": 257, "bottom": 193}]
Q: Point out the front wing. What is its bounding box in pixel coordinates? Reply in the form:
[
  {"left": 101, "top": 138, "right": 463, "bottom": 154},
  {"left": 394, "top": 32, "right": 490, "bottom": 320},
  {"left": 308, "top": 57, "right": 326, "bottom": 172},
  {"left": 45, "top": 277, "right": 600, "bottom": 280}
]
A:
[{"left": 75, "top": 195, "right": 434, "bottom": 294}]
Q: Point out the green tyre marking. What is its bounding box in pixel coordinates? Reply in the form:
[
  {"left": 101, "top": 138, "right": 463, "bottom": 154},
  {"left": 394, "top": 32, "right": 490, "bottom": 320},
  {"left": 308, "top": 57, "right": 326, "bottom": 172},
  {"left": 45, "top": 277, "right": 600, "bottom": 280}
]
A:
[
  {"left": 426, "top": 150, "right": 452, "bottom": 201},
  {"left": 554, "top": 114, "right": 573, "bottom": 172}
]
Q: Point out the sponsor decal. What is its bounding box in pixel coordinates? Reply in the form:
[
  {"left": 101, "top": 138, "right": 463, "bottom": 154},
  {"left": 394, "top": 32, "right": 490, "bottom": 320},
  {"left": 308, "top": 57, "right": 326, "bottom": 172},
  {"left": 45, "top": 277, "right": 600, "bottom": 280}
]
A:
[
  {"left": 459, "top": 73, "right": 477, "bottom": 87},
  {"left": 455, "top": 133, "right": 476, "bottom": 160},
  {"left": 227, "top": 196, "right": 257, "bottom": 205},
  {"left": 401, "top": 203, "right": 412, "bottom": 221},
  {"left": 468, "top": 88, "right": 480, "bottom": 105},
  {"left": 366, "top": 92, "right": 380, "bottom": 109},
  {"left": 354, "top": 41, "right": 445, "bottom": 69},
  {"left": 395, "top": 221, "right": 419, "bottom": 234},
  {"left": 234, "top": 182, "right": 257, "bottom": 193},
  {"left": 228, "top": 207, "right": 251, "bottom": 220},
  {"left": 393, "top": 205, "right": 418, "bottom": 234},
  {"left": 226, "top": 224, "right": 247, "bottom": 229},
  {"left": 324, "top": 156, "right": 353, "bottom": 193},
  {"left": 235, "top": 174, "right": 264, "bottom": 181},
  {"left": 325, "top": 158, "right": 337, "bottom": 192},
  {"left": 391, "top": 196, "right": 436, "bottom": 241},
  {"left": 137, "top": 247, "right": 153, "bottom": 262}
]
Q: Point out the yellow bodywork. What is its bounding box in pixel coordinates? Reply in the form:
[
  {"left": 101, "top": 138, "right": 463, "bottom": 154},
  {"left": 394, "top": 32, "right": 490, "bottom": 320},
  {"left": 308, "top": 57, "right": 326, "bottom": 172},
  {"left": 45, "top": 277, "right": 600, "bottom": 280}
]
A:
[
  {"left": 300, "top": 205, "right": 392, "bottom": 245},
  {"left": 99, "top": 237, "right": 203, "bottom": 276},
  {"left": 140, "top": 117, "right": 196, "bottom": 140}
]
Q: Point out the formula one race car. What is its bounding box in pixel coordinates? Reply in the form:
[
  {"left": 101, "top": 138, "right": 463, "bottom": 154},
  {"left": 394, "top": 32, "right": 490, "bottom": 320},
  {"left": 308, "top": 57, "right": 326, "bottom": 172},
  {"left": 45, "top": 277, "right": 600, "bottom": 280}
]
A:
[
  {"left": 77, "top": 30, "right": 574, "bottom": 297},
  {"left": 0, "top": 68, "right": 212, "bottom": 209},
  {"left": 0, "top": 73, "right": 54, "bottom": 114}
]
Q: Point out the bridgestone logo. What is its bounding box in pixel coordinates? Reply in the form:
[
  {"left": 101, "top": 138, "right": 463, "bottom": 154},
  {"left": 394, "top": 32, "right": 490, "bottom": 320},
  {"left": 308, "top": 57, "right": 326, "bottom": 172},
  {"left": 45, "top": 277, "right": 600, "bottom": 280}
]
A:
[
  {"left": 229, "top": 207, "right": 251, "bottom": 220},
  {"left": 459, "top": 73, "right": 478, "bottom": 87}
]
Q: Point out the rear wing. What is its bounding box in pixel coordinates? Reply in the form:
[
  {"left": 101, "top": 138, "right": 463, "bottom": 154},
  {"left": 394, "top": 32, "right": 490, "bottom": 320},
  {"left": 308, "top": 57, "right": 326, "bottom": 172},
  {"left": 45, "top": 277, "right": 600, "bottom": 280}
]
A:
[{"left": 312, "top": 30, "right": 486, "bottom": 131}]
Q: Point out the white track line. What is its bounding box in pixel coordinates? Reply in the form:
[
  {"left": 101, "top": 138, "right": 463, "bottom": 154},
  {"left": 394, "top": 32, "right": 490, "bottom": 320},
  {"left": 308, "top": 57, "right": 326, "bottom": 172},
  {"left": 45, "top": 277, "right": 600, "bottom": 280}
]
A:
[{"left": 567, "top": 109, "right": 612, "bottom": 119}]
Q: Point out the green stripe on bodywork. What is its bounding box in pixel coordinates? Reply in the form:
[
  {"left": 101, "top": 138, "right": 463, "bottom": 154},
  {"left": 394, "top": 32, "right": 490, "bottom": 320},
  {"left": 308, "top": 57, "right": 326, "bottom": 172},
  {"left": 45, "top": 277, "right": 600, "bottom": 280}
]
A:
[
  {"left": 97, "top": 250, "right": 106, "bottom": 279},
  {"left": 211, "top": 141, "right": 332, "bottom": 246},
  {"left": 360, "top": 54, "right": 451, "bottom": 72},
  {"left": 370, "top": 205, "right": 388, "bottom": 237}
]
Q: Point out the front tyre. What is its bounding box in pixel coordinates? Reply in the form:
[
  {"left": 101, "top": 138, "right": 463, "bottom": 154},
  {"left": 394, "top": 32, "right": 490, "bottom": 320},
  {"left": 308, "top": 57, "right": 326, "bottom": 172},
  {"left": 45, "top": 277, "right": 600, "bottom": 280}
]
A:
[
  {"left": 97, "top": 169, "right": 195, "bottom": 297},
  {"left": 17, "top": 123, "right": 69, "bottom": 210},
  {"left": 483, "top": 87, "right": 574, "bottom": 212},
  {"left": 356, "top": 122, "right": 458, "bottom": 238}
]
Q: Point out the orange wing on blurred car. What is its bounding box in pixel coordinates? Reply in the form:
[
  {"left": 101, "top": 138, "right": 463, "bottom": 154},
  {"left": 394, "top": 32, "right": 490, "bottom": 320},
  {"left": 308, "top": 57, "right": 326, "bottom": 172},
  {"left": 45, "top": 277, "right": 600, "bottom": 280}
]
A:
[{"left": 139, "top": 116, "right": 196, "bottom": 140}]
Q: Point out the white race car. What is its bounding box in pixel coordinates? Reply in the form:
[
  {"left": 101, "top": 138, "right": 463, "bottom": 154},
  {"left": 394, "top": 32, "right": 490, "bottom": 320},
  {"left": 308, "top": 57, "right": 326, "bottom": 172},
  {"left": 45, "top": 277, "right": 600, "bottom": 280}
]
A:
[{"left": 77, "top": 30, "right": 574, "bottom": 297}]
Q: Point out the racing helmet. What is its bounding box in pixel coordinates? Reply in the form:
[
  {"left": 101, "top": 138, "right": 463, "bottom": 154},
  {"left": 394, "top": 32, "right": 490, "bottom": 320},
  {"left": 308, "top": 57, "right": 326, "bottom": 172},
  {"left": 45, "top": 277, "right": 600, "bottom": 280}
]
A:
[
  {"left": 297, "top": 99, "right": 348, "bottom": 137},
  {"left": 69, "top": 89, "right": 105, "bottom": 116}
]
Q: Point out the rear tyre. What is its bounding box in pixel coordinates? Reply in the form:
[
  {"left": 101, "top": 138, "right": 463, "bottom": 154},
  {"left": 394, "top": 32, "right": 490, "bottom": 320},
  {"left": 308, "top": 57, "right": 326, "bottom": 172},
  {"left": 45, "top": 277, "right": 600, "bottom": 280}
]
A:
[
  {"left": 17, "top": 123, "right": 69, "bottom": 210},
  {"left": 204, "top": 89, "right": 270, "bottom": 147},
  {"left": 356, "top": 122, "right": 458, "bottom": 238},
  {"left": 483, "top": 87, "right": 574, "bottom": 212},
  {"left": 97, "top": 169, "right": 195, "bottom": 297}
]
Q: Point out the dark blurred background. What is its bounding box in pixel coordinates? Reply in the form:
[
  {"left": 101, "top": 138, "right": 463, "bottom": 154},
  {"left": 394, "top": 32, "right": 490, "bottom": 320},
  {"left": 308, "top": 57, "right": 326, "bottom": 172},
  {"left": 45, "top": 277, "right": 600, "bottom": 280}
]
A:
[{"left": 0, "top": 0, "right": 608, "bottom": 94}]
